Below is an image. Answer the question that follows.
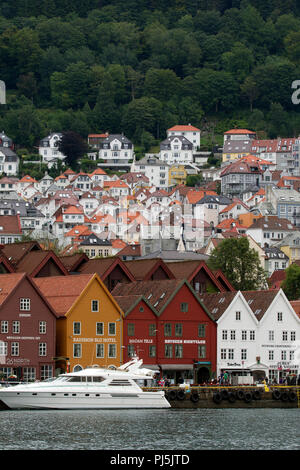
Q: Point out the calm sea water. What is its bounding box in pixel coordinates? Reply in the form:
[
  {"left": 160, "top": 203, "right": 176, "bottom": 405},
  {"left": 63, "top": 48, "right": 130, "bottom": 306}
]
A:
[{"left": 0, "top": 408, "right": 298, "bottom": 451}]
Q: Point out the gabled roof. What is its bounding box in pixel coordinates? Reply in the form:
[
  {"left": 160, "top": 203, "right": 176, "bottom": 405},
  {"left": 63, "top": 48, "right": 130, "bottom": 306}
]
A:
[
  {"left": 77, "top": 256, "right": 135, "bottom": 282},
  {"left": 1, "top": 241, "right": 41, "bottom": 266},
  {"left": 59, "top": 253, "right": 89, "bottom": 272},
  {"left": 0, "top": 252, "right": 15, "bottom": 273},
  {"left": 242, "top": 289, "right": 279, "bottom": 320},
  {"left": 113, "top": 294, "right": 158, "bottom": 318},
  {"left": 198, "top": 291, "right": 238, "bottom": 320},
  {"left": 165, "top": 260, "right": 227, "bottom": 292},
  {"left": 117, "top": 244, "right": 141, "bottom": 258},
  {"left": 168, "top": 125, "right": 200, "bottom": 132},
  {"left": 123, "top": 258, "right": 175, "bottom": 281},
  {"left": 112, "top": 278, "right": 215, "bottom": 320},
  {"left": 0, "top": 272, "right": 58, "bottom": 317},
  {"left": 0, "top": 272, "right": 26, "bottom": 306},
  {"left": 33, "top": 273, "right": 97, "bottom": 317},
  {"left": 14, "top": 250, "right": 69, "bottom": 277}
]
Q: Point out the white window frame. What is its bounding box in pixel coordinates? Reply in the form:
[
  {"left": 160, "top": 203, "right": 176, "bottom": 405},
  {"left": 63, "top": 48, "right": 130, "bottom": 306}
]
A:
[
  {"left": 73, "top": 343, "right": 82, "bottom": 358},
  {"left": 39, "top": 343, "right": 47, "bottom": 357},
  {"left": 96, "top": 343, "right": 104, "bottom": 358},
  {"left": 20, "top": 298, "right": 30, "bottom": 311},
  {"left": 39, "top": 321, "right": 46, "bottom": 334},
  {"left": 108, "top": 343, "right": 116, "bottom": 358},
  {"left": 91, "top": 300, "right": 99, "bottom": 312},
  {"left": 11, "top": 342, "right": 19, "bottom": 356},
  {"left": 73, "top": 322, "right": 81, "bottom": 335}
]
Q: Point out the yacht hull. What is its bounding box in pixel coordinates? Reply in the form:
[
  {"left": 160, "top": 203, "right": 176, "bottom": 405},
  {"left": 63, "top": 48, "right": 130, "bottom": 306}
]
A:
[{"left": 0, "top": 390, "right": 171, "bottom": 410}]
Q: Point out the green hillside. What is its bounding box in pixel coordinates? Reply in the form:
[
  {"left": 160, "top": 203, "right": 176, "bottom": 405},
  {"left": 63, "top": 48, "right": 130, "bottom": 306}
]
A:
[{"left": 0, "top": 0, "right": 300, "bottom": 151}]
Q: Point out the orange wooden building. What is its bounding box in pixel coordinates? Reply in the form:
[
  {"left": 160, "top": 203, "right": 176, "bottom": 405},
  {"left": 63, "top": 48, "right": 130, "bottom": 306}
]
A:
[{"left": 33, "top": 273, "right": 123, "bottom": 373}]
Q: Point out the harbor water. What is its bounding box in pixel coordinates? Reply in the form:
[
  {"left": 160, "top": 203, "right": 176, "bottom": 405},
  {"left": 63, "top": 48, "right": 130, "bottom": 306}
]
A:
[{"left": 0, "top": 408, "right": 298, "bottom": 450}]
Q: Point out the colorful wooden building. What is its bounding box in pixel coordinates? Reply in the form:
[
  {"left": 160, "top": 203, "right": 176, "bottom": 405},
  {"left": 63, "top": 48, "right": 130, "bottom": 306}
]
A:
[
  {"left": 0, "top": 273, "right": 57, "bottom": 381},
  {"left": 113, "top": 279, "right": 217, "bottom": 384},
  {"left": 33, "top": 273, "right": 124, "bottom": 373}
]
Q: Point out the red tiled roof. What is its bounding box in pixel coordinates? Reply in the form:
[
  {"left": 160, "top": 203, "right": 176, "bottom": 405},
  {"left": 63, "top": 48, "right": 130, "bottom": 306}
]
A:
[
  {"left": 168, "top": 125, "right": 200, "bottom": 132},
  {"left": 33, "top": 274, "right": 95, "bottom": 316},
  {"left": 224, "top": 129, "right": 256, "bottom": 135},
  {"left": 0, "top": 215, "right": 22, "bottom": 234},
  {"left": 0, "top": 272, "right": 25, "bottom": 306}
]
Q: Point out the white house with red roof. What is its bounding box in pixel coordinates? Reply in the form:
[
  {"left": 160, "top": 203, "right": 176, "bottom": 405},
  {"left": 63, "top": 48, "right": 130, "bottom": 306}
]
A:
[
  {"left": 219, "top": 199, "right": 250, "bottom": 222},
  {"left": 103, "top": 179, "right": 130, "bottom": 198},
  {"left": 88, "top": 168, "right": 109, "bottom": 187},
  {"left": 79, "top": 192, "right": 99, "bottom": 215},
  {"left": 167, "top": 124, "right": 201, "bottom": 150}
]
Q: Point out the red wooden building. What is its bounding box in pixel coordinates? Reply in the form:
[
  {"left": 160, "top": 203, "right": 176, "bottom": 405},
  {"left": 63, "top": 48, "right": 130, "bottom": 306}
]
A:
[
  {"left": 0, "top": 273, "right": 57, "bottom": 381},
  {"left": 113, "top": 279, "right": 217, "bottom": 384}
]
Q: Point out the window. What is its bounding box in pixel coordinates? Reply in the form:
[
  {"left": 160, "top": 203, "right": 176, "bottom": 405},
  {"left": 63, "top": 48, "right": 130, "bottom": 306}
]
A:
[
  {"left": 0, "top": 342, "right": 7, "bottom": 355},
  {"left": 277, "top": 312, "right": 283, "bottom": 322},
  {"left": 230, "top": 330, "right": 236, "bottom": 340},
  {"left": 108, "top": 343, "right": 116, "bottom": 358},
  {"left": 236, "top": 311, "right": 241, "bottom": 320},
  {"left": 96, "top": 322, "right": 104, "bottom": 335},
  {"left": 39, "top": 343, "right": 47, "bottom": 357},
  {"left": 108, "top": 323, "right": 116, "bottom": 335},
  {"left": 11, "top": 342, "right": 19, "bottom": 356},
  {"left": 73, "top": 344, "right": 82, "bottom": 358},
  {"left": 127, "top": 323, "right": 135, "bottom": 336},
  {"left": 198, "top": 345, "right": 206, "bottom": 359},
  {"left": 165, "top": 344, "right": 172, "bottom": 358},
  {"left": 180, "top": 302, "right": 188, "bottom": 312},
  {"left": 39, "top": 321, "right": 46, "bottom": 334},
  {"left": 127, "top": 345, "right": 135, "bottom": 357},
  {"left": 24, "top": 367, "right": 36, "bottom": 381},
  {"left": 269, "top": 350, "right": 274, "bottom": 361},
  {"left": 222, "top": 330, "right": 228, "bottom": 340},
  {"left": 175, "top": 324, "right": 182, "bottom": 337},
  {"left": 164, "top": 324, "right": 172, "bottom": 337},
  {"left": 40, "top": 365, "right": 52, "bottom": 381},
  {"left": 149, "top": 345, "right": 156, "bottom": 357},
  {"left": 96, "top": 344, "right": 104, "bottom": 358},
  {"left": 282, "top": 331, "right": 288, "bottom": 341},
  {"left": 291, "top": 331, "right": 296, "bottom": 341},
  {"left": 228, "top": 349, "right": 234, "bottom": 360},
  {"left": 221, "top": 349, "right": 226, "bottom": 360},
  {"left": 242, "top": 330, "right": 247, "bottom": 341},
  {"left": 1, "top": 321, "right": 8, "bottom": 333},
  {"left": 91, "top": 300, "right": 99, "bottom": 312},
  {"left": 175, "top": 344, "right": 183, "bottom": 358},
  {"left": 250, "top": 331, "right": 255, "bottom": 341},
  {"left": 198, "top": 324, "right": 206, "bottom": 338},
  {"left": 20, "top": 298, "right": 30, "bottom": 311},
  {"left": 281, "top": 350, "right": 287, "bottom": 361},
  {"left": 241, "top": 349, "right": 247, "bottom": 360},
  {"left": 149, "top": 324, "right": 156, "bottom": 336},
  {"left": 12, "top": 321, "right": 20, "bottom": 334},
  {"left": 73, "top": 322, "right": 81, "bottom": 335},
  {"left": 269, "top": 330, "right": 274, "bottom": 341}
]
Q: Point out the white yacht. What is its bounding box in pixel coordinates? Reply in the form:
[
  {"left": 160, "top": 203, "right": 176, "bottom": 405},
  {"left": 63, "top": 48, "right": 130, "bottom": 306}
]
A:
[{"left": 0, "top": 358, "right": 171, "bottom": 410}]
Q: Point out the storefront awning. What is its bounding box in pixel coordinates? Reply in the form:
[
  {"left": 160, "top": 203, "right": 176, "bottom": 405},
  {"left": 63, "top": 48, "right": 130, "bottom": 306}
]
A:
[{"left": 160, "top": 364, "right": 194, "bottom": 370}]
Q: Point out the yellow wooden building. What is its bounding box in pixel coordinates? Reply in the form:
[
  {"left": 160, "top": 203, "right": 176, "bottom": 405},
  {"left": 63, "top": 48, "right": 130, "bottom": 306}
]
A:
[
  {"left": 34, "top": 273, "right": 124, "bottom": 373},
  {"left": 169, "top": 164, "right": 187, "bottom": 186}
]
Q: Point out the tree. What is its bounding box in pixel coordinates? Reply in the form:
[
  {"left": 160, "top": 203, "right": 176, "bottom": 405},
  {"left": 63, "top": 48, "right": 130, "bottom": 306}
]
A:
[
  {"left": 281, "top": 264, "right": 300, "bottom": 300},
  {"left": 57, "top": 131, "right": 88, "bottom": 171},
  {"left": 208, "top": 237, "right": 267, "bottom": 291}
]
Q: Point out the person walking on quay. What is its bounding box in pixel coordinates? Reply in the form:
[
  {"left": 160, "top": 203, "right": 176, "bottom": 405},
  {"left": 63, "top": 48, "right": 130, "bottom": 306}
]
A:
[{"left": 223, "top": 371, "right": 229, "bottom": 385}]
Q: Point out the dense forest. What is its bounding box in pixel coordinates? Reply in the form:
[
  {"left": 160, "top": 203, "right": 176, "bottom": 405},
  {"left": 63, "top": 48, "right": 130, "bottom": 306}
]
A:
[{"left": 1, "top": 0, "right": 300, "bottom": 154}]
